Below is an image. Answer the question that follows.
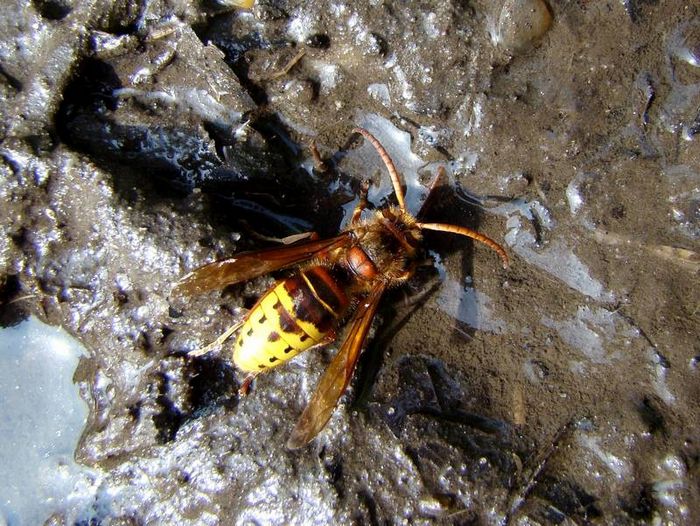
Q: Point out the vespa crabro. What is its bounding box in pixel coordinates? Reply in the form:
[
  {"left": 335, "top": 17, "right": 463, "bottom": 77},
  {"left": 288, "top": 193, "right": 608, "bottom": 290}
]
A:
[{"left": 174, "top": 127, "right": 509, "bottom": 449}]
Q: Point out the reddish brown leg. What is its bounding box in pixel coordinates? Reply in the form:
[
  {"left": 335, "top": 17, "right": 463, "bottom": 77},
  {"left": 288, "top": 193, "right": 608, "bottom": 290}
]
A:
[
  {"left": 309, "top": 140, "right": 328, "bottom": 173},
  {"left": 239, "top": 373, "right": 258, "bottom": 396},
  {"left": 351, "top": 180, "right": 371, "bottom": 225}
]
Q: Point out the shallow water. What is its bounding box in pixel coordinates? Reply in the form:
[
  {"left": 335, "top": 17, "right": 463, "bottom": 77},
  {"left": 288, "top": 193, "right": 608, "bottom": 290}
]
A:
[{"left": 0, "top": 317, "right": 92, "bottom": 525}]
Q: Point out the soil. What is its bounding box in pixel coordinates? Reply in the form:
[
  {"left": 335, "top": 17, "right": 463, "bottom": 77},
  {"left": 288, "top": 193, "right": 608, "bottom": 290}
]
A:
[{"left": 0, "top": 0, "right": 698, "bottom": 524}]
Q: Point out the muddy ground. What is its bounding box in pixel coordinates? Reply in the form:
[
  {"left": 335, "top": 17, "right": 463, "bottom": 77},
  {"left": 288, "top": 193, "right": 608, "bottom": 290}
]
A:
[{"left": 1, "top": 0, "right": 699, "bottom": 524}]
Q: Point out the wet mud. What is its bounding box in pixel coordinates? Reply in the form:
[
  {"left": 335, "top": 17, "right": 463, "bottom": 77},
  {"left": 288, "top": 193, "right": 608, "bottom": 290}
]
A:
[{"left": 0, "top": 0, "right": 698, "bottom": 524}]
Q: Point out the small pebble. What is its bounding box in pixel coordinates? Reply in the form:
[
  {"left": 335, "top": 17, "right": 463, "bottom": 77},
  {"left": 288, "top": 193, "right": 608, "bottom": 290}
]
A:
[{"left": 496, "top": 0, "right": 553, "bottom": 54}]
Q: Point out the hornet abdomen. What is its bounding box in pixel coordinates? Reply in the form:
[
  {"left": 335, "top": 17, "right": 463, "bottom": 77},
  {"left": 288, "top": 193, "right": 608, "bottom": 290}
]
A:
[{"left": 233, "top": 266, "right": 350, "bottom": 373}]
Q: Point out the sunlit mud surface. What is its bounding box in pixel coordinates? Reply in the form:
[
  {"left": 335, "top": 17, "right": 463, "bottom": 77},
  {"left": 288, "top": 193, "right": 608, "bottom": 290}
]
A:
[{"left": 1, "top": 0, "right": 698, "bottom": 524}]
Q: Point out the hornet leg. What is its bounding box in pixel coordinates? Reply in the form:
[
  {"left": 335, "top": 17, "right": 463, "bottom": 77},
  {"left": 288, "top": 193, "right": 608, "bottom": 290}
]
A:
[
  {"left": 351, "top": 180, "right": 371, "bottom": 225},
  {"left": 189, "top": 320, "right": 243, "bottom": 357}
]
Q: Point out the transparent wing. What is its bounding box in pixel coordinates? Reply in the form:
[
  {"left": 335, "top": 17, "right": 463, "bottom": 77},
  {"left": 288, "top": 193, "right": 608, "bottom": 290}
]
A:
[
  {"left": 287, "top": 282, "right": 387, "bottom": 449},
  {"left": 173, "top": 233, "right": 352, "bottom": 297}
]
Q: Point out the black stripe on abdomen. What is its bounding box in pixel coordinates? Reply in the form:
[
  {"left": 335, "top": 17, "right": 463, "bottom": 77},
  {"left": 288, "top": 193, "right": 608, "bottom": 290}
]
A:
[{"left": 283, "top": 270, "right": 342, "bottom": 333}]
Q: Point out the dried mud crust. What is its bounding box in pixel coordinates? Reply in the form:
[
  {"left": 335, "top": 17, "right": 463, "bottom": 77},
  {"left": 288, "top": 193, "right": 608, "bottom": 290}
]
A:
[{"left": 1, "top": 0, "right": 699, "bottom": 524}]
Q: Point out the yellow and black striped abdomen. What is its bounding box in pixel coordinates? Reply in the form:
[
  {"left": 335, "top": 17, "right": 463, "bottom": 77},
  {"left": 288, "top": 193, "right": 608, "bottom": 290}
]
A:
[{"left": 233, "top": 266, "right": 349, "bottom": 373}]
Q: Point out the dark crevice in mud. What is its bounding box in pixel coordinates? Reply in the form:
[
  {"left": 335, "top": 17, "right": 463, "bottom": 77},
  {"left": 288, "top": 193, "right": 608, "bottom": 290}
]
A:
[
  {"left": 213, "top": 113, "right": 361, "bottom": 237},
  {"left": 153, "top": 372, "right": 185, "bottom": 444},
  {"left": 436, "top": 425, "right": 524, "bottom": 487},
  {"left": 198, "top": 114, "right": 344, "bottom": 238},
  {"left": 419, "top": 181, "right": 487, "bottom": 343},
  {"left": 383, "top": 355, "right": 531, "bottom": 491},
  {"left": 55, "top": 59, "right": 141, "bottom": 170},
  {"left": 57, "top": 58, "right": 121, "bottom": 118},
  {"left": 405, "top": 435, "right": 520, "bottom": 500},
  {"left": 54, "top": 51, "right": 348, "bottom": 240},
  {"left": 196, "top": 12, "right": 274, "bottom": 106},
  {"left": 305, "top": 33, "right": 331, "bottom": 50},
  {"left": 55, "top": 58, "right": 214, "bottom": 196},
  {"left": 98, "top": 1, "right": 147, "bottom": 35},
  {"left": 153, "top": 395, "right": 184, "bottom": 444},
  {"left": 0, "top": 62, "right": 23, "bottom": 92},
  {"left": 186, "top": 357, "right": 240, "bottom": 416},
  {"left": 351, "top": 267, "right": 442, "bottom": 411},
  {"left": 32, "top": 0, "right": 72, "bottom": 21},
  {"left": 530, "top": 476, "right": 603, "bottom": 524},
  {"left": 127, "top": 401, "right": 142, "bottom": 422},
  {"left": 319, "top": 449, "right": 345, "bottom": 500},
  {"left": 635, "top": 395, "right": 667, "bottom": 436},
  {"left": 9, "top": 226, "right": 30, "bottom": 252},
  {"left": 620, "top": 483, "right": 656, "bottom": 521},
  {"left": 0, "top": 274, "right": 30, "bottom": 328},
  {"left": 223, "top": 48, "right": 271, "bottom": 108},
  {"left": 624, "top": 0, "right": 659, "bottom": 24},
  {"left": 355, "top": 490, "right": 380, "bottom": 526}
]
